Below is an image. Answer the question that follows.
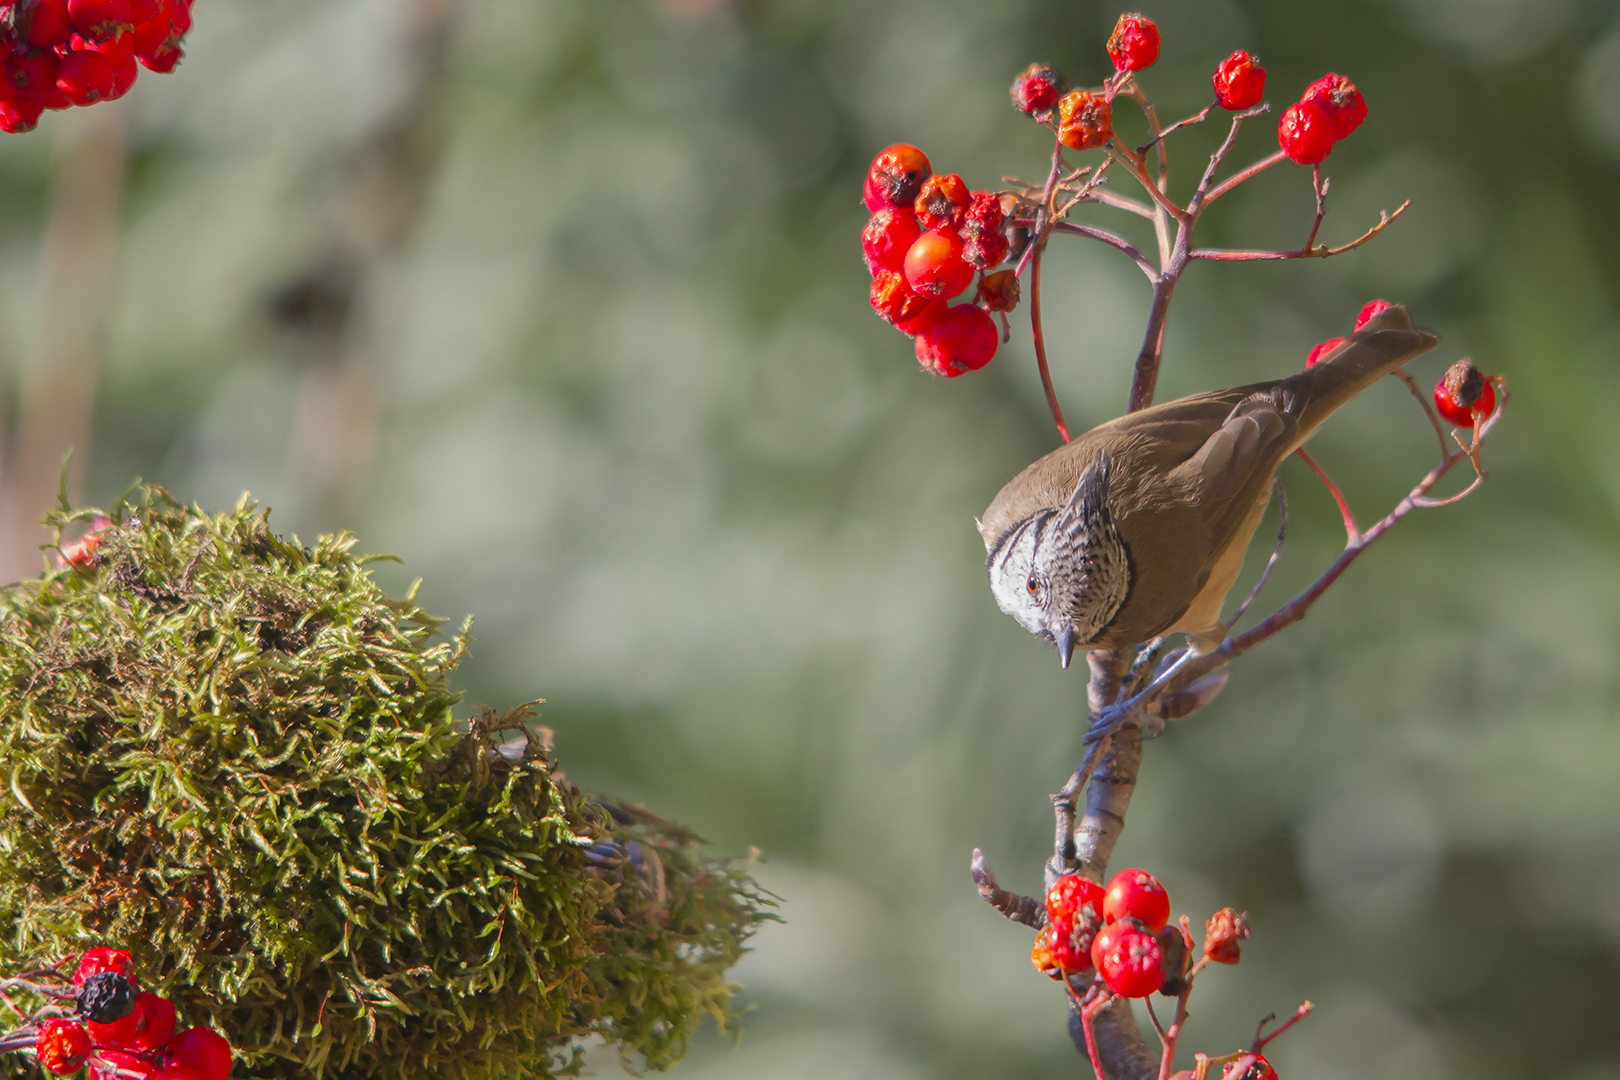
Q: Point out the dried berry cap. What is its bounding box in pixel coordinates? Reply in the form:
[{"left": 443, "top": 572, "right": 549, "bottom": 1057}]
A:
[
  {"left": 1202, "top": 906, "right": 1250, "bottom": 964},
  {"left": 1011, "top": 62, "right": 1069, "bottom": 115},
  {"left": 913, "top": 173, "right": 971, "bottom": 231},
  {"left": 1057, "top": 89, "right": 1113, "bottom": 151},
  {"left": 77, "top": 971, "right": 137, "bottom": 1023},
  {"left": 1434, "top": 359, "right": 1495, "bottom": 427},
  {"left": 1212, "top": 50, "right": 1265, "bottom": 111},
  {"left": 1107, "top": 13, "right": 1160, "bottom": 72}
]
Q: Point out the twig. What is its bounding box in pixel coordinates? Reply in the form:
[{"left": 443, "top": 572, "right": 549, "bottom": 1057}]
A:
[
  {"left": 970, "top": 848, "right": 1046, "bottom": 928},
  {"left": 1140, "top": 103, "right": 1215, "bottom": 152},
  {"left": 1051, "top": 222, "right": 1157, "bottom": 279},
  {"left": 1255, "top": 1000, "right": 1315, "bottom": 1050},
  {"left": 1303, "top": 166, "right": 1329, "bottom": 252},
  {"left": 1295, "top": 448, "right": 1358, "bottom": 543},
  {"left": 1190, "top": 200, "right": 1410, "bottom": 261},
  {"left": 1188, "top": 106, "right": 1270, "bottom": 212},
  {"left": 1200, "top": 148, "right": 1287, "bottom": 206},
  {"left": 1394, "top": 369, "right": 1449, "bottom": 458},
  {"left": 1029, "top": 231, "right": 1071, "bottom": 443}
]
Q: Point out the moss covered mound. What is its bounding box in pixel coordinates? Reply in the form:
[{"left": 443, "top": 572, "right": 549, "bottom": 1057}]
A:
[{"left": 0, "top": 487, "right": 768, "bottom": 1078}]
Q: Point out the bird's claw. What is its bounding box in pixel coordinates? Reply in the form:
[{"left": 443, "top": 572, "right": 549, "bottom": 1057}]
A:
[{"left": 1082, "top": 695, "right": 1165, "bottom": 744}]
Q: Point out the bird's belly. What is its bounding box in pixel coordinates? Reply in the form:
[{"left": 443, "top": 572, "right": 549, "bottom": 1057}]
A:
[{"left": 1165, "top": 490, "right": 1273, "bottom": 651}]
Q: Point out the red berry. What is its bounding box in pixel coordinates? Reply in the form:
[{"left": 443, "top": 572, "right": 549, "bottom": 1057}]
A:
[
  {"left": 7, "top": 50, "right": 62, "bottom": 103},
  {"left": 66, "top": 0, "right": 130, "bottom": 43},
  {"left": 73, "top": 947, "right": 136, "bottom": 986},
  {"left": 35, "top": 1019, "right": 93, "bottom": 1075},
  {"left": 90, "top": 992, "right": 174, "bottom": 1050},
  {"left": 1010, "top": 62, "right": 1068, "bottom": 115},
  {"left": 90, "top": 1049, "right": 159, "bottom": 1080},
  {"left": 863, "top": 143, "right": 931, "bottom": 213},
  {"left": 1090, "top": 920, "right": 1165, "bottom": 997},
  {"left": 1277, "top": 100, "right": 1334, "bottom": 165},
  {"left": 902, "top": 229, "right": 972, "bottom": 299},
  {"left": 1222, "top": 1054, "right": 1279, "bottom": 1080},
  {"left": 1212, "top": 50, "right": 1265, "bottom": 111},
  {"left": 1433, "top": 360, "right": 1495, "bottom": 428},
  {"left": 107, "top": 52, "right": 135, "bottom": 96},
  {"left": 1302, "top": 73, "right": 1366, "bottom": 140},
  {"left": 1048, "top": 912, "right": 1098, "bottom": 972},
  {"left": 1031, "top": 924, "right": 1061, "bottom": 978},
  {"left": 914, "top": 304, "right": 997, "bottom": 377},
  {"left": 0, "top": 86, "right": 45, "bottom": 131},
  {"left": 72, "top": 28, "right": 134, "bottom": 68},
  {"left": 153, "top": 1067, "right": 209, "bottom": 1080},
  {"left": 862, "top": 208, "right": 921, "bottom": 274},
  {"left": 870, "top": 269, "right": 943, "bottom": 335},
  {"left": 1057, "top": 88, "right": 1113, "bottom": 151},
  {"left": 1106, "top": 13, "right": 1160, "bottom": 72},
  {"left": 135, "top": 29, "right": 180, "bottom": 72},
  {"left": 1202, "top": 906, "right": 1250, "bottom": 965},
  {"left": 1354, "top": 298, "right": 1392, "bottom": 330},
  {"left": 18, "top": 0, "right": 75, "bottom": 47},
  {"left": 1305, "top": 336, "right": 1345, "bottom": 367},
  {"left": 56, "top": 47, "right": 116, "bottom": 103},
  {"left": 963, "top": 231, "right": 1009, "bottom": 270},
  {"left": 1045, "top": 873, "right": 1105, "bottom": 924},
  {"left": 163, "top": 1028, "right": 231, "bottom": 1080},
  {"left": 961, "top": 191, "right": 1004, "bottom": 240},
  {"left": 1102, "top": 868, "right": 1170, "bottom": 931},
  {"left": 913, "top": 172, "right": 971, "bottom": 232}
]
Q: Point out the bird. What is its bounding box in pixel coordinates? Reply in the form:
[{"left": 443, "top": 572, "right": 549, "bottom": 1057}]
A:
[{"left": 980, "top": 304, "right": 1436, "bottom": 678}]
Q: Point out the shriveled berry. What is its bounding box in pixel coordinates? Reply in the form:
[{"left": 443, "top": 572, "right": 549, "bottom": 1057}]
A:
[
  {"left": 1091, "top": 920, "right": 1165, "bottom": 997},
  {"left": 1212, "top": 50, "right": 1265, "bottom": 111},
  {"left": 56, "top": 47, "right": 116, "bottom": 104},
  {"left": 18, "top": 0, "right": 75, "bottom": 47},
  {"left": 1057, "top": 89, "right": 1112, "bottom": 151},
  {"left": 870, "top": 269, "right": 938, "bottom": 331},
  {"left": 1203, "top": 906, "right": 1250, "bottom": 964},
  {"left": 1103, "top": 868, "right": 1170, "bottom": 931},
  {"left": 73, "top": 948, "right": 136, "bottom": 986},
  {"left": 864, "top": 143, "right": 931, "bottom": 213},
  {"left": 1011, "top": 62, "right": 1068, "bottom": 115},
  {"left": 1031, "top": 924, "right": 1062, "bottom": 978},
  {"left": 976, "top": 269, "right": 1020, "bottom": 313},
  {"left": 963, "top": 231, "right": 1009, "bottom": 270},
  {"left": 77, "top": 971, "right": 136, "bottom": 1023},
  {"left": 1046, "top": 872, "right": 1106, "bottom": 925},
  {"left": 914, "top": 304, "right": 997, "bottom": 377},
  {"left": 862, "top": 208, "right": 921, "bottom": 274},
  {"left": 1277, "top": 100, "right": 1333, "bottom": 165},
  {"left": 902, "top": 229, "right": 973, "bottom": 299},
  {"left": 1434, "top": 359, "right": 1495, "bottom": 427},
  {"left": 1156, "top": 923, "right": 1191, "bottom": 996},
  {"left": 1106, "top": 13, "right": 1160, "bottom": 72},
  {"left": 1222, "top": 1053, "right": 1279, "bottom": 1080},
  {"left": 1354, "top": 298, "right": 1392, "bottom": 330},
  {"left": 163, "top": 1027, "right": 232, "bottom": 1080},
  {"left": 1302, "top": 73, "right": 1366, "bottom": 140},
  {"left": 66, "top": 0, "right": 130, "bottom": 43},
  {"left": 1305, "top": 337, "right": 1345, "bottom": 367},
  {"left": 35, "top": 1019, "right": 93, "bottom": 1075},
  {"left": 960, "top": 191, "right": 1004, "bottom": 240},
  {"left": 913, "top": 173, "right": 971, "bottom": 231}
]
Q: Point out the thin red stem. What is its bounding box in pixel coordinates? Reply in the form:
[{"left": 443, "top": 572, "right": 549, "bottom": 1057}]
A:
[
  {"left": 1201, "top": 148, "right": 1287, "bottom": 205},
  {"left": 1256, "top": 1000, "right": 1315, "bottom": 1051},
  {"left": 1295, "top": 448, "right": 1359, "bottom": 543},
  {"left": 1030, "top": 234, "right": 1070, "bottom": 443}
]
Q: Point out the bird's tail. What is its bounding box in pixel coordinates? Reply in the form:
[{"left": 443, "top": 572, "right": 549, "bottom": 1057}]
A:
[{"left": 1286, "top": 304, "right": 1438, "bottom": 438}]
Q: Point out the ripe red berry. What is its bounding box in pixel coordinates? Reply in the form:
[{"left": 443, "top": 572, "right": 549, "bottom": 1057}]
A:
[
  {"left": 73, "top": 947, "right": 135, "bottom": 986},
  {"left": 862, "top": 208, "right": 921, "bottom": 275},
  {"left": 1305, "top": 336, "right": 1345, "bottom": 367},
  {"left": 72, "top": 28, "right": 134, "bottom": 69},
  {"left": 7, "top": 50, "right": 63, "bottom": 103},
  {"left": 89, "top": 992, "right": 173, "bottom": 1050},
  {"left": 902, "top": 229, "right": 973, "bottom": 299},
  {"left": 18, "top": 0, "right": 75, "bottom": 48},
  {"left": 1433, "top": 359, "right": 1495, "bottom": 427},
  {"left": 163, "top": 1028, "right": 232, "bottom": 1080},
  {"left": 914, "top": 304, "right": 997, "bottom": 377},
  {"left": 35, "top": 1019, "right": 93, "bottom": 1075},
  {"left": 1010, "top": 62, "right": 1068, "bottom": 115},
  {"left": 869, "top": 269, "right": 941, "bottom": 333},
  {"left": 1090, "top": 920, "right": 1165, "bottom": 997},
  {"left": 1057, "top": 89, "right": 1113, "bottom": 151},
  {"left": 1354, "top": 298, "right": 1392, "bottom": 330},
  {"left": 894, "top": 294, "right": 946, "bottom": 337},
  {"left": 1106, "top": 13, "right": 1160, "bottom": 72},
  {"left": 1212, "top": 50, "right": 1265, "bottom": 111},
  {"left": 1049, "top": 912, "right": 1099, "bottom": 972},
  {"left": 863, "top": 143, "right": 931, "bottom": 214},
  {"left": 135, "top": 29, "right": 181, "bottom": 73},
  {"left": 66, "top": 0, "right": 130, "bottom": 43},
  {"left": 1046, "top": 873, "right": 1105, "bottom": 924},
  {"left": 1203, "top": 906, "right": 1250, "bottom": 965},
  {"left": 913, "top": 172, "right": 971, "bottom": 231},
  {"left": 1302, "top": 73, "right": 1366, "bottom": 140},
  {"left": 1103, "top": 868, "right": 1170, "bottom": 931},
  {"left": 90, "top": 1049, "right": 158, "bottom": 1080},
  {"left": 0, "top": 86, "right": 46, "bottom": 131},
  {"left": 1277, "top": 100, "right": 1334, "bottom": 165},
  {"left": 152, "top": 1066, "right": 209, "bottom": 1080},
  {"left": 1222, "top": 1053, "right": 1279, "bottom": 1080},
  {"left": 56, "top": 48, "right": 117, "bottom": 104}
]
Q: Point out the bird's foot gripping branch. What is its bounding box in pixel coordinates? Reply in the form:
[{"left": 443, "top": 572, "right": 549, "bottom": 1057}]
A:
[{"left": 860, "top": 12, "right": 1505, "bottom": 1078}]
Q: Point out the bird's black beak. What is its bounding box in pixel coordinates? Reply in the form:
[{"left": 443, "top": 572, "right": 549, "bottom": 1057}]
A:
[{"left": 1056, "top": 628, "right": 1074, "bottom": 670}]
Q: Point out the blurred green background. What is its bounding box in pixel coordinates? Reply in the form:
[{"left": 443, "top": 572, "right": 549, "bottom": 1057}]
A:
[{"left": 2, "top": 0, "right": 1618, "bottom": 1076}]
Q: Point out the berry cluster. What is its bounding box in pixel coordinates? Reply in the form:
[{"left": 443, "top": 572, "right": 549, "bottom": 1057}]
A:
[
  {"left": 1034, "top": 867, "right": 1194, "bottom": 998},
  {"left": 863, "top": 145, "right": 1011, "bottom": 377},
  {"left": 1277, "top": 72, "right": 1367, "bottom": 165},
  {"left": 5, "top": 947, "right": 233, "bottom": 1079},
  {"left": 1306, "top": 300, "right": 1501, "bottom": 430},
  {"left": 0, "top": 0, "right": 194, "bottom": 134}
]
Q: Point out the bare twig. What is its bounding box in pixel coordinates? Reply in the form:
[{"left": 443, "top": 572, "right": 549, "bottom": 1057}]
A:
[
  {"left": 1191, "top": 200, "right": 1410, "bottom": 261},
  {"left": 971, "top": 848, "right": 1046, "bottom": 928},
  {"left": 1200, "top": 148, "right": 1288, "bottom": 206},
  {"left": 1140, "top": 102, "right": 1215, "bottom": 153},
  {"left": 1052, "top": 222, "right": 1158, "bottom": 279},
  {"left": 1255, "top": 1000, "right": 1315, "bottom": 1050},
  {"left": 1295, "top": 448, "right": 1358, "bottom": 543}
]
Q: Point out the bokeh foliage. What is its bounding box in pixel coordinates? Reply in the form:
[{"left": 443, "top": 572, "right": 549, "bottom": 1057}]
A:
[{"left": 0, "top": 487, "right": 768, "bottom": 1078}]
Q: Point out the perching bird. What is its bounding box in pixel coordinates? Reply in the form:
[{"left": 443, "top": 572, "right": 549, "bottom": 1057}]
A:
[{"left": 980, "top": 305, "right": 1437, "bottom": 671}]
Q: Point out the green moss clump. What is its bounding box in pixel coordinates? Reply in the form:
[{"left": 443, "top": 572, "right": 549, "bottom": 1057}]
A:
[{"left": 0, "top": 487, "right": 770, "bottom": 1078}]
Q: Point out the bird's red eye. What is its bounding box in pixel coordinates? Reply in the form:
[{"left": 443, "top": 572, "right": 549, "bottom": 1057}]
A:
[{"left": 1026, "top": 574, "right": 1039, "bottom": 594}]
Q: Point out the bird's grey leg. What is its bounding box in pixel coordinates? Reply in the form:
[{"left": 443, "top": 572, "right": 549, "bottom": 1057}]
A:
[{"left": 1084, "top": 641, "right": 1201, "bottom": 743}]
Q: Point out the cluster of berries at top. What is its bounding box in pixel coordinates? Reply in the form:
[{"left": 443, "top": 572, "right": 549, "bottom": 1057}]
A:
[
  {"left": 0, "top": 0, "right": 194, "bottom": 133},
  {"left": 1307, "top": 300, "right": 1499, "bottom": 429},
  {"left": 2, "top": 946, "right": 233, "bottom": 1079}
]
